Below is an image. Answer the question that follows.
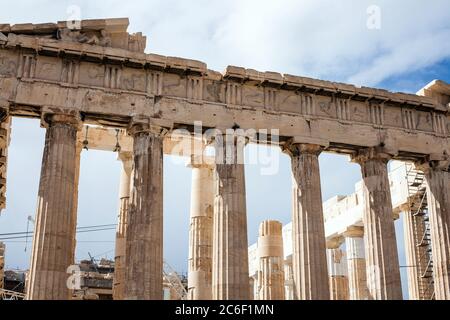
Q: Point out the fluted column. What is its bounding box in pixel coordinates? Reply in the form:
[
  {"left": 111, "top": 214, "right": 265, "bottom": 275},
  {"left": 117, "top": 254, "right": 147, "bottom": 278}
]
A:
[
  {"left": 70, "top": 139, "right": 82, "bottom": 273},
  {"left": 212, "top": 133, "right": 249, "bottom": 300},
  {"left": 0, "top": 242, "right": 4, "bottom": 289},
  {"left": 187, "top": 156, "right": 214, "bottom": 300},
  {"left": 284, "top": 142, "right": 329, "bottom": 300},
  {"left": 284, "top": 257, "right": 294, "bottom": 300},
  {"left": 113, "top": 152, "right": 133, "bottom": 300},
  {"left": 249, "top": 276, "right": 257, "bottom": 300},
  {"left": 343, "top": 227, "right": 369, "bottom": 300},
  {"left": 327, "top": 244, "right": 349, "bottom": 300},
  {"left": 420, "top": 160, "right": 450, "bottom": 300},
  {"left": 124, "top": 122, "right": 166, "bottom": 300},
  {"left": 352, "top": 147, "right": 402, "bottom": 300},
  {"left": 257, "top": 220, "right": 285, "bottom": 300},
  {"left": 0, "top": 108, "right": 11, "bottom": 212},
  {"left": 402, "top": 209, "right": 430, "bottom": 300},
  {"left": 27, "top": 113, "right": 80, "bottom": 300}
]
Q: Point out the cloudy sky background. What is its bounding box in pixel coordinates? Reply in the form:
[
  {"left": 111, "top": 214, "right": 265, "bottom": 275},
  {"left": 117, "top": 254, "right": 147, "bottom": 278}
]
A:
[{"left": 1, "top": 0, "right": 449, "bottom": 299}]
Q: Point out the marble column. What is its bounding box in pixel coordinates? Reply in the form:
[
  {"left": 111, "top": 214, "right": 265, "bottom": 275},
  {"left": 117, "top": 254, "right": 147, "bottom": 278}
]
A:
[
  {"left": 212, "top": 133, "right": 249, "bottom": 300},
  {"left": 113, "top": 152, "right": 133, "bottom": 300},
  {"left": 187, "top": 157, "right": 214, "bottom": 300},
  {"left": 284, "top": 143, "right": 329, "bottom": 300},
  {"left": 402, "top": 209, "right": 430, "bottom": 300},
  {"left": 70, "top": 139, "right": 82, "bottom": 278},
  {"left": 343, "top": 227, "right": 369, "bottom": 300},
  {"left": 421, "top": 161, "right": 450, "bottom": 300},
  {"left": 249, "top": 276, "right": 257, "bottom": 300},
  {"left": 124, "top": 123, "right": 165, "bottom": 300},
  {"left": 352, "top": 147, "right": 402, "bottom": 300},
  {"left": 0, "top": 242, "right": 4, "bottom": 289},
  {"left": 0, "top": 110, "right": 11, "bottom": 212},
  {"left": 327, "top": 246, "right": 349, "bottom": 300},
  {"left": 257, "top": 220, "right": 285, "bottom": 300},
  {"left": 27, "top": 113, "right": 80, "bottom": 300},
  {"left": 284, "top": 257, "right": 295, "bottom": 300}
]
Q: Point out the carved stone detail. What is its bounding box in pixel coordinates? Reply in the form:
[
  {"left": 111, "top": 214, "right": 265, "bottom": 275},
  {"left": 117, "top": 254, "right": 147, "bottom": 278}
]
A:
[
  {"left": 335, "top": 97, "right": 351, "bottom": 121},
  {"left": 57, "top": 28, "right": 112, "bottom": 47},
  {"left": 368, "top": 103, "right": 384, "bottom": 126},
  {"left": 402, "top": 108, "right": 417, "bottom": 130},
  {"left": 104, "top": 65, "right": 122, "bottom": 89},
  {"left": 61, "top": 59, "right": 80, "bottom": 85},
  {"left": 187, "top": 76, "right": 203, "bottom": 101},
  {"left": 299, "top": 94, "right": 315, "bottom": 115},
  {"left": 226, "top": 82, "right": 242, "bottom": 105},
  {"left": 146, "top": 71, "right": 163, "bottom": 96},
  {"left": 264, "top": 87, "right": 278, "bottom": 111},
  {"left": 432, "top": 112, "right": 447, "bottom": 135},
  {"left": 17, "top": 53, "right": 36, "bottom": 79}
]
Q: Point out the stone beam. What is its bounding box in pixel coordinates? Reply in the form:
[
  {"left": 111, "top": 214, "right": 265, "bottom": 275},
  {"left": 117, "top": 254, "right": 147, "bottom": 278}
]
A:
[{"left": 77, "top": 125, "right": 201, "bottom": 156}]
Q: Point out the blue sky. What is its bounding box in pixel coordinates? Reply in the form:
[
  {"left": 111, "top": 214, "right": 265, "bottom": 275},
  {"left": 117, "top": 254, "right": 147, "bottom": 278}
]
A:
[{"left": 0, "top": 0, "right": 449, "bottom": 300}]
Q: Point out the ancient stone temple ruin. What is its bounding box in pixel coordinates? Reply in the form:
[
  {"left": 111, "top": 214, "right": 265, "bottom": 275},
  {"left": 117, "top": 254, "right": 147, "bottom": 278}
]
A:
[
  {"left": 0, "top": 18, "right": 448, "bottom": 300},
  {"left": 248, "top": 161, "right": 444, "bottom": 300}
]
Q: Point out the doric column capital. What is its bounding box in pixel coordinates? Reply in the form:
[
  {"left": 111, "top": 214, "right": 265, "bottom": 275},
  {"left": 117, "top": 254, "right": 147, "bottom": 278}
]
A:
[
  {"left": 205, "top": 129, "right": 248, "bottom": 165},
  {"left": 118, "top": 151, "right": 133, "bottom": 173},
  {"left": 40, "top": 110, "right": 82, "bottom": 130},
  {"left": 204, "top": 129, "right": 250, "bottom": 147},
  {"left": 187, "top": 154, "right": 215, "bottom": 169},
  {"left": 127, "top": 116, "right": 172, "bottom": 137},
  {"left": 282, "top": 141, "right": 324, "bottom": 158},
  {"left": 326, "top": 237, "right": 344, "bottom": 249},
  {"left": 282, "top": 136, "right": 328, "bottom": 157},
  {"left": 415, "top": 153, "right": 450, "bottom": 173},
  {"left": 342, "top": 226, "right": 364, "bottom": 238},
  {"left": 351, "top": 146, "right": 394, "bottom": 165},
  {"left": 118, "top": 151, "right": 133, "bottom": 163}
]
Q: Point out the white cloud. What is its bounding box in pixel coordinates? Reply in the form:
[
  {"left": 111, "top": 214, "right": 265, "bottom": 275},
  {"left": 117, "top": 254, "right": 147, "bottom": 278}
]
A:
[
  {"left": 348, "top": 28, "right": 450, "bottom": 86},
  {"left": 1, "top": 0, "right": 449, "bottom": 87}
]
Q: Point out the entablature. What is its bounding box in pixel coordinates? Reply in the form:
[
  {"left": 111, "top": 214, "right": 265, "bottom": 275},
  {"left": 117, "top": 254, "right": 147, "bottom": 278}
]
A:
[{"left": 0, "top": 18, "right": 448, "bottom": 162}]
